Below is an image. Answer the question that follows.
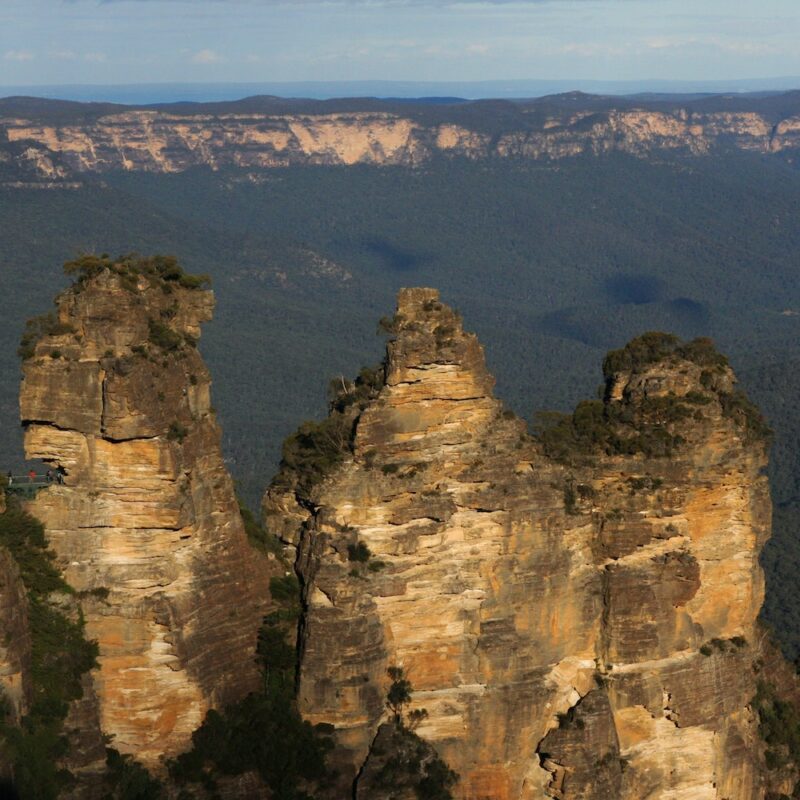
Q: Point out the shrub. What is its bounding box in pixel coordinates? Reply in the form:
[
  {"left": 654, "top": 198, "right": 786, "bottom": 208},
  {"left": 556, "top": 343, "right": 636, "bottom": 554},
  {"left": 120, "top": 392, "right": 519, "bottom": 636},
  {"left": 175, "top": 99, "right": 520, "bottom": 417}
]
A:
[
  {"left": 104, "top": 748, "right": 163, "bottom": 799},
  {"left": 18, "top": 313, "right": 76, "bottom": 360},
  {"left": 347, "top": 542, "right": 371, "bottom": 563},
  {"left": 269, "top": 574, "right": 301, "bottom": 606},
  {"left": 273, "top": 363, "right": 385, "bottom": 500},
  {"left": 752, "top": 680, "right": 800, "bottom": 779},
  {"left": 166, "top": 422, "right": 188, "bottom": 443},
  {"left": 239, "top": 499, "right": 283, "bottom": 556},
  {"left": 719, "top": 391, "right": 772, "bottom": 443},
  {"left": 147, "top": 319, "right": 183, "bottom": 352},
  {"left": 556, "top": 707, "right": 585, "bottom": 730}
]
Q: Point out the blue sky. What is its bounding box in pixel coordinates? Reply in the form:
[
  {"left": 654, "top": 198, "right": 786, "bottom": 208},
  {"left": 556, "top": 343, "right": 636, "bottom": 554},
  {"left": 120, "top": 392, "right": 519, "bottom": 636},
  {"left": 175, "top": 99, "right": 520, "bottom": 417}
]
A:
[{"left": 1, "top": 0, "right": 799, "bottom": 87}]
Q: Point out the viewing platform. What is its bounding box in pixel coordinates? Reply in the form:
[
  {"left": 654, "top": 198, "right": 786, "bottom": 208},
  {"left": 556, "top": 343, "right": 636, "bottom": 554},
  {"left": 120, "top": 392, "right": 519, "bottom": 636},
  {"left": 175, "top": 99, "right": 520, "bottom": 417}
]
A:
[{"left": 4, "top": 474, "right": 59, "bottom": 499}]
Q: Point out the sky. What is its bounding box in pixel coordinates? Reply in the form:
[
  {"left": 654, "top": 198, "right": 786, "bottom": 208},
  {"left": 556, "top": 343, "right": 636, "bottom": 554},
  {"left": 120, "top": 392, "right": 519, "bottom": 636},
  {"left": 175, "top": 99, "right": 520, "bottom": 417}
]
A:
[{"left": 1, "top": 0, "right": 800, "bottom": 89}]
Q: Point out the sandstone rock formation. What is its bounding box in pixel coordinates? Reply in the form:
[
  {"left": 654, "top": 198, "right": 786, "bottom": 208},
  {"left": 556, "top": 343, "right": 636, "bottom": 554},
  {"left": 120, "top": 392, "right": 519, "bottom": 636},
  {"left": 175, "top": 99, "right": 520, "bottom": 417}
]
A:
[
  {"left": 265, "top": 288, "right": 772, "bottom": 799},
  {"left": 3, "top": 102, "right": 800, "bottom": 180},
  {"left": 20, "top": 257, "right": 274, "bottom": 769}
]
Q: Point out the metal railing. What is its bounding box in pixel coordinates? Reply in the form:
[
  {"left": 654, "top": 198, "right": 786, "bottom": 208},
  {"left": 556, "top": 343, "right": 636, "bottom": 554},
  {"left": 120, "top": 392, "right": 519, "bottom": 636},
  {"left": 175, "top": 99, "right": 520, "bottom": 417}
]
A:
[{"left": 4, "top": 474, "right": 60, "bottom": 497}]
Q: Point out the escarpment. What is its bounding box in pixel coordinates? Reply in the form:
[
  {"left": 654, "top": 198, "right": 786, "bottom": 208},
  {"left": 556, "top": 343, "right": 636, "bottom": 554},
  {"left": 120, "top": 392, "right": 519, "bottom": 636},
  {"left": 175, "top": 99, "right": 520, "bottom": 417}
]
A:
[
  {"left": 265, "top": 288, "right": 774, "bottom": 799},
  {"left": 4, "top": 102, "right": 800, "bottom": 180},
  {"left": 19, "top": 256, "right": 274, "bottom": 769}
]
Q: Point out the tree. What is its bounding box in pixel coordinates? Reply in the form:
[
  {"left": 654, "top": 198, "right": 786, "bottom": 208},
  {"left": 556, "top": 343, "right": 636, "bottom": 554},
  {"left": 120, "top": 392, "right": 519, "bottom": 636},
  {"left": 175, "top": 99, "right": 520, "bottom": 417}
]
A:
[{"left": 386, "top": 666, "right": 413, "bottom": 725}]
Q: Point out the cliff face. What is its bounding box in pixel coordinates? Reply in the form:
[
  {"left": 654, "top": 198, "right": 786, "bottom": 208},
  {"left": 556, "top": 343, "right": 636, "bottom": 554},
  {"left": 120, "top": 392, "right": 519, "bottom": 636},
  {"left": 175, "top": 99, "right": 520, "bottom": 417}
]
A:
[
  {"left": 0, "top": 510, "right": 31, "bottom": 728},
  {"left": 266, "top": 288, "right": 771, "bottom": 799},
  {"left": 20, "top": 262, "right": 273, "bottom": 769},
  {"left": 2, "top": 105, "right": 800, "bottom": 179}
]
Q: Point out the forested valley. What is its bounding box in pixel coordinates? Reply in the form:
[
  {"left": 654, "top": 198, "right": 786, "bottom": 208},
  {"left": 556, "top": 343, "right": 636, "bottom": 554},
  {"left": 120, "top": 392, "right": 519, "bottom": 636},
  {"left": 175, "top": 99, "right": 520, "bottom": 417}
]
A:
[{"left": 3, "top": 152, "right": 800, "bottom": 656}]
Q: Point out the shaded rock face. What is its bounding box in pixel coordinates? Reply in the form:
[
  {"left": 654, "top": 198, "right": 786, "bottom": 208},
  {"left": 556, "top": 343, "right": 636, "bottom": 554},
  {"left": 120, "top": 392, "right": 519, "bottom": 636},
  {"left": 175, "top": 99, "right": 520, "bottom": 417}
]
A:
[
  {"left": 0, "top": 537, "right": 31, "bottom": 727},
  {"left": 0, "top": 544, "right": 30, "bottom": 787},
  {"left": 21, "top": 269, "right": 272, "bottom": 769},
  {"left": 266, "top": 288, "right": 770, "bottom": 799},
  {"left": 3, "top": 106, "right": 800, "bottom": 179}
]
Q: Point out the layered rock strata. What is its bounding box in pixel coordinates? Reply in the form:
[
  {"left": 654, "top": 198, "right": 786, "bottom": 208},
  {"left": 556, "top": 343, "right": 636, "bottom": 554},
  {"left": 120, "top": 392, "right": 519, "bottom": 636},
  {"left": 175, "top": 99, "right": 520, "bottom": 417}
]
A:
[
  {"left": 21, "top": 264, "right": 273, "bottom": 768},
  {"left": 265, "top": 288, "right": 771, "bottom": 799},
  {"left": 3, "top": 105, "right": 800, "bottom": 179}
]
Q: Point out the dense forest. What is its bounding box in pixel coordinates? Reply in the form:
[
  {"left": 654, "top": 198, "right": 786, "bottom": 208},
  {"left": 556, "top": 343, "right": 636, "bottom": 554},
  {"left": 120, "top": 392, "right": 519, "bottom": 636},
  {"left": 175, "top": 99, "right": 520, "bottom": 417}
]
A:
[{"left": 2, "top": 152, "right": 800, "bottom": 656}]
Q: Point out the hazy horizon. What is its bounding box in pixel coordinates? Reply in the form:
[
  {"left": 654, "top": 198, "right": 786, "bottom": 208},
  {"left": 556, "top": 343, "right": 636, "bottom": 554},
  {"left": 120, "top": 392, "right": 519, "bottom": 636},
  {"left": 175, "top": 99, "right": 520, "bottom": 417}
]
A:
[{"left": 2, "top": 76, "right": 800, "bottom": 106}]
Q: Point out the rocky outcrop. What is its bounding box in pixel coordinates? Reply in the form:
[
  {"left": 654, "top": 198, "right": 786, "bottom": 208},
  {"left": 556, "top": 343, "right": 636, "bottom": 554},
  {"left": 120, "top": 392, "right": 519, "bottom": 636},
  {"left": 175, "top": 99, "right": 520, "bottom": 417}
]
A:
[
  {"left": 3, "top": 104, "right": 800, "bottom": 179},
  {"left": 266, "top": 288, "right": 772, "bottom": 799},
  {"left": 20, "top": 259, "right": 274, "bottom": 770}
]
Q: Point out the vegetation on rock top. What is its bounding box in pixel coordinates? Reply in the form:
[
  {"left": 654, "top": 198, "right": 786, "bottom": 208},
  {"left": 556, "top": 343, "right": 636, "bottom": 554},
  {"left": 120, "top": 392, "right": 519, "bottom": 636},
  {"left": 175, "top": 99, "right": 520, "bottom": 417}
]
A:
[
  {"left": 272, "top": 365, "right": 385, "bottom": 501},
  {"left": 18, "top": 254, "right": 209, "bottom": 361},
  {"left": 63, "top": 253, "right": 210, "bottom": 292},
  {"left": 601, "top": 332, "right": 728, "bottom": 378},
  {"left": 535, "top": 332, "right": 771, "bottom": 465}
]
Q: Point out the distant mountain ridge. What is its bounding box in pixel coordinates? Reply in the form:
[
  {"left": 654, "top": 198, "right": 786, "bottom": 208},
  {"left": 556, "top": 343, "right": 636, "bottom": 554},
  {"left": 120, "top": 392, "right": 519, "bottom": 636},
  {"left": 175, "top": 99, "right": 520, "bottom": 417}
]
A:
[{"left": 2, "top": 76, "right": 800, "bottom": 104}]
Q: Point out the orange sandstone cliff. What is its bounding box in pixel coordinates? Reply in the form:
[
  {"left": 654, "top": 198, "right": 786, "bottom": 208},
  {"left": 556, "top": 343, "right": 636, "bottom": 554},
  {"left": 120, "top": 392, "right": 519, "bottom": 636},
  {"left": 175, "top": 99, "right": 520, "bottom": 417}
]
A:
[
  {"left": 265, "top": 288, "right": 774, "bottom": 799},
  {"left": 4, "top": 103, "right": 800, "bottom": 181},
  {"left": 19, "top": 259, "right": 273, "bottom": 770}
]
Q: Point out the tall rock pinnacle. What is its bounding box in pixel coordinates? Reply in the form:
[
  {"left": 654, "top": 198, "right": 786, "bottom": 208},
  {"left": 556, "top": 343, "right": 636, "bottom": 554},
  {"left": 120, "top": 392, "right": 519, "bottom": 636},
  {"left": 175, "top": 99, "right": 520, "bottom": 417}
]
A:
[
  {"left": 267, "top": 288, "right": 772, "bottom": 799},
  {"left": 19, "top": 257, "right": 272, "bottom": 768}
]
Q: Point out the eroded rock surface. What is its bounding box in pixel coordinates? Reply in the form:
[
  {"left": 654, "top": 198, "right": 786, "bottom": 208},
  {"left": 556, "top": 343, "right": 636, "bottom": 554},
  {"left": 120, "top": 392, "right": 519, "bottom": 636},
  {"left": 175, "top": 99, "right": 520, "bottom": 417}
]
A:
[
  {"left": 266, "top": 288, "right": 772, "bottom": 799},
  {"left": 3, "top": 104, "right": 800, "bottom": 180},
  {"left": 21, "top": 263, "right": 273, "bottom": 769}
]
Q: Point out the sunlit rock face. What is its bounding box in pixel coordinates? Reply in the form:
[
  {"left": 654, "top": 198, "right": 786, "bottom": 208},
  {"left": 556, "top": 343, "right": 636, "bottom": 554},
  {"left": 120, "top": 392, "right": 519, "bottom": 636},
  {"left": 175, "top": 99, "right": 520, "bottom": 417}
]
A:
[
  {"left": 3, "top": 105, "right": 800, "bottom": 179},
  {"left": 267, "top": 288, "right": 770, "bottom": 799},
  {"left": 21, "top": 266, "right": 272, "bottom": 769}
]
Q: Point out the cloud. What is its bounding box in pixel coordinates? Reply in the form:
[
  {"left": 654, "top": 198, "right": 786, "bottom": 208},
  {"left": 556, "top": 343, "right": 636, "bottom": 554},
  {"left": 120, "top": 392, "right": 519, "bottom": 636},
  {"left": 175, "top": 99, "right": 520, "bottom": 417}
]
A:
[
  {"left": 191, "top": 48, "right": 224, "bottom": 63},
  {"left": 84, "top": 52, "right": 108, "bottom": 62},
  {"left": 4, "top": 49, "right": 34, "bottom": 61}
]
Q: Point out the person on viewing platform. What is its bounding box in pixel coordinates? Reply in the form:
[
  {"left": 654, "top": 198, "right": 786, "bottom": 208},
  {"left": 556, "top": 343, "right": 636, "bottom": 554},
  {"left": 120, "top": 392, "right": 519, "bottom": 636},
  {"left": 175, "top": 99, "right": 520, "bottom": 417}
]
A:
[{"left": 28, "top": 469, "right": 36, "bottom": 483}]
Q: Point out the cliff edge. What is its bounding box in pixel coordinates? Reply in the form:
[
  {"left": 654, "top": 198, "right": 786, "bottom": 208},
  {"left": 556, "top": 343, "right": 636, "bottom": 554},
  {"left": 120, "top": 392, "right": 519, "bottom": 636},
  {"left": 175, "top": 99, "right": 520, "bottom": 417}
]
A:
[{"left": 4, "top": 101, "right": 800, "bottom": 180}]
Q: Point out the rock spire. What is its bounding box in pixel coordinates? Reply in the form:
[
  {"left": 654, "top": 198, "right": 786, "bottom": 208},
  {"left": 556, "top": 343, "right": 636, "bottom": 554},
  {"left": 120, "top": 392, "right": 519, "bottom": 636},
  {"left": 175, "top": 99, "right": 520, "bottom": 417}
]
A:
[{"left": 266, "top": 288, "right": 771, "bottom": 799}]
